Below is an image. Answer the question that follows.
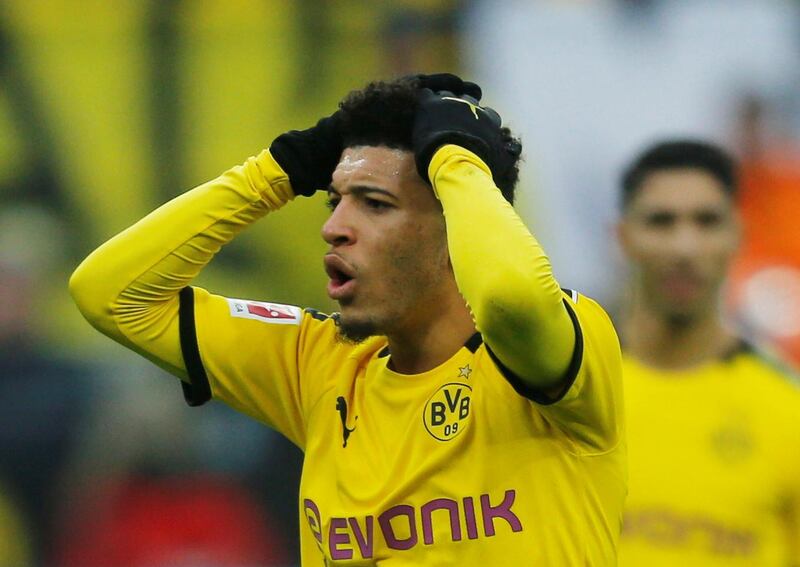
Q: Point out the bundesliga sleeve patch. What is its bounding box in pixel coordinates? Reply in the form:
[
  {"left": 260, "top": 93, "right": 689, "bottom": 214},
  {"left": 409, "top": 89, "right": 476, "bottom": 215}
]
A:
[{"left": 225, "top": 298, "right": 302, "bottom": 325}]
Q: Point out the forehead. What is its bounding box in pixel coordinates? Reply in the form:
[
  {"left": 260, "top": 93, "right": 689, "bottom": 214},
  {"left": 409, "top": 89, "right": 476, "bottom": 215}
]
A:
[
  {"left": 629, "top": 168, "right": 731, "bottom": 213},
  {"left": 332, "top": 146, "right": 420, "bottom": 193}
]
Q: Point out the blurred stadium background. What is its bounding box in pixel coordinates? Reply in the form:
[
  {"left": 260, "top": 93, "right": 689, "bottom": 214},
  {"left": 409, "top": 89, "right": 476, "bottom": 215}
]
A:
[{"left": 1, "top": 1, "right": 799, "bottom": 565}]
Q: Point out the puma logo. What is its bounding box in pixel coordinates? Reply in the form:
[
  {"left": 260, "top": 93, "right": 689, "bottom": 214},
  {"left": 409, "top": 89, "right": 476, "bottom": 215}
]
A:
[
  {"left": 442, "top": 96, "right": 481, "bottom": 119},
  {"left": 336, "top": 396, "right": 357, "bottom": 448}
]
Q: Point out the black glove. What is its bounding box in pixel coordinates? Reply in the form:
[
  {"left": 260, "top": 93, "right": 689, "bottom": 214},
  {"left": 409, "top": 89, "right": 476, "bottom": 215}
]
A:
[
  {"left": 406, "top": 73, "right": 483, "bottom": 102},
  {"left": 269, "top": 113, "right": 342, "bottom": 197},
  {"left": 412, "top": 88, "right": 518, "bottom": 184}
]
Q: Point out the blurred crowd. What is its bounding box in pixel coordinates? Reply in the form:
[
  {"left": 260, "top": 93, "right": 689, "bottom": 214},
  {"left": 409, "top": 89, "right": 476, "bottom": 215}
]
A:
[{"left": 1, "top": 0, "right": 799, "bottom": 565}]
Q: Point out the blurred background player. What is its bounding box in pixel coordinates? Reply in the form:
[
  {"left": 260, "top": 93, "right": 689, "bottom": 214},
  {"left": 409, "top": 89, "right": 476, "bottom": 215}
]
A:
[{"left": 615, "top": 139, "right": 800, "bottom": 566}]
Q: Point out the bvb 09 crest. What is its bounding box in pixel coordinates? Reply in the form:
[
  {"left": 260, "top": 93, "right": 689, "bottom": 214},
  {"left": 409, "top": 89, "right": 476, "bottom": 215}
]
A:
[{"left": 423, "top": 383, "right": 472, "bottom": 441}]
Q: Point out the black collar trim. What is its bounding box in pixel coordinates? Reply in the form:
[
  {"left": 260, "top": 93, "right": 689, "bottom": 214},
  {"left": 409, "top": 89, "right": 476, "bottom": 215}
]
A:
[
  {"left": 721, "top": 339, "right": 753, "bottom": 361},
  {"left": 464, "top": 332, "right": 483, "bottom": 353}
]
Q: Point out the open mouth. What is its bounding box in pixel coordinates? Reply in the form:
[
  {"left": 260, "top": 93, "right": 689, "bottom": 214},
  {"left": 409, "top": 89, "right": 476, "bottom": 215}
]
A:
[
  {"left": 324, "top": 255, "right": 357, "bottom": 300},
  {"left": 327, "top": 266, "right": 353, "bottom": 286}
]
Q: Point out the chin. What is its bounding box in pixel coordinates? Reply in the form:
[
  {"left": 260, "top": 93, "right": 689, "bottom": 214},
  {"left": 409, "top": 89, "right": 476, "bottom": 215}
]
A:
[
  {"left": 336, "top": 313, "right": 381, "bottom": 344},
  {"left": 661, "top": 301, "right": 704, "bottom": 326},
  {"left": 664, "top": 311, "right": 696, "bottom": 327}
]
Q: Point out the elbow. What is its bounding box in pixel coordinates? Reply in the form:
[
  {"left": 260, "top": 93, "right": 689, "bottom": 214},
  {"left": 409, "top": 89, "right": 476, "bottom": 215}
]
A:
[
  {"left": 480, "top": 304, "right": 572, "bottom": 383},
  {"left": 473, "top": 281, "right": 572, "bottom": 380},
  {"left": 69, "top": 257, "right": 113, "bottom": 333},
  {"left": 470, "top": 268, "right": 558, "bottom": 337},
  {"left": 477, "top": 298, "right": 540, "bottom": 352},
  {"left": 473, "top": 288, "right": 539, "bottom": 350}
]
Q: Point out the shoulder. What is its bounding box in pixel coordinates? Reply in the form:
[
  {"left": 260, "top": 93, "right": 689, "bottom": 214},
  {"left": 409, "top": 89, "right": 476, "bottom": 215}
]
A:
[
  {"left": 561, "top": 288, "right": 615, "bottom": 329},
  {"left": 561, "top": 288, "right": 621, "bottom": 359},
  {"left": 729, "top": 344, "right": 800, "bottom": 459},
  {"left": 731, "top": 341, "right": 800, "bottom": 397}
]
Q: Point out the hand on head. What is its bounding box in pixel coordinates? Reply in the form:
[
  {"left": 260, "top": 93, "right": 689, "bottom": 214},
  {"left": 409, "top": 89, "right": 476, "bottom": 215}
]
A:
[
  {"left": 269, "top": 112, "right": 343, "bottom": 197},
  {"left": 405, "top": 72, "right": 483, "bottom": 102},
  {"left": 269, "top": 73, "right": 521, "bottom": 198}
]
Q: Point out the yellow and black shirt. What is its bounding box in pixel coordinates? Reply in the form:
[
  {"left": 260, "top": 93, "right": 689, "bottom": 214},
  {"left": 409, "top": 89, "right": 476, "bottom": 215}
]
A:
[
  {"left": 620, "top": 346, "right": 800, "bottom": 567},
  {"left": 71, "top": 145, "right": 626, "bottom": 565}
]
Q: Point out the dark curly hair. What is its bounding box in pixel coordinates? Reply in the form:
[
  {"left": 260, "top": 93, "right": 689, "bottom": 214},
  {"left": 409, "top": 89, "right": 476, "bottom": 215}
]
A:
[{"left": 337, "top": 76, "right": 522, "bottom": 204}]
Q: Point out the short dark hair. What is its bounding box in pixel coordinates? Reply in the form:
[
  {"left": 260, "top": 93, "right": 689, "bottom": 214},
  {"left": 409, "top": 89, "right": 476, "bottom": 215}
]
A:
[
  {"left": 620, "top": 139, "right": 737, "bottom": 209},
  {"left": 337, "top": 76, "right": 522, "bottom": 204}
]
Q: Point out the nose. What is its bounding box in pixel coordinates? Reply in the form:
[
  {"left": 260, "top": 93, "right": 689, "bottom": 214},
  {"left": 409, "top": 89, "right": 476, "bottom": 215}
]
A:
[
  {"left": 321, "top": 201, "right": 356, "bottom": 247},
  {"left": 670, "top": 222, "right": 700, "bottom": 258}
]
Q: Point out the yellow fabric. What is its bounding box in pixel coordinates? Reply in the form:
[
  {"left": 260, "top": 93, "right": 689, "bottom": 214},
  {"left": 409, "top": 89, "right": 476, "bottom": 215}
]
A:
[
  {"left": 430, "top": 145, "right": 576, "bottom": 385},
  {"left": 70, "top": 147, "right": 626, "bottom": 564},
  {"left": 69, "top": 149, "right": 295, "bottom": 377},
  {"left": 619, "top": 351, "right": 800, "bottom": 567},
  {"left": 193, "top": 290, "right": 625, "bottom": 563}
]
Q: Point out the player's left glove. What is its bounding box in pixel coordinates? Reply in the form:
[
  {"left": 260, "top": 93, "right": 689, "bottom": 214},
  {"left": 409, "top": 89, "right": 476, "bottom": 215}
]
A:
[{"left": 411, "top": 88, "right": 520, "bottom": 185}]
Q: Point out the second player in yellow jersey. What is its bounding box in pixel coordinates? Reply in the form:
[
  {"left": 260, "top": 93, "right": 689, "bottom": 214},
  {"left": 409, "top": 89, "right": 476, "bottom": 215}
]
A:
[
  {"left": 615, "top": 139, "right": 800, "bottom": 567},
  {"left": 622, "top": 349, "right": 800, "bottom": 566}
]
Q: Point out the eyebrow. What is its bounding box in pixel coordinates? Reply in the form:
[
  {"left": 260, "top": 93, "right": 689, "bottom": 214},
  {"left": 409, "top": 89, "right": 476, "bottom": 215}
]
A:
[
  {"left": 640, "top": 203, "right": 726, "bottom": 215},
  {"left": 327, "top": 184, "right": 398, "bottom": 201}
]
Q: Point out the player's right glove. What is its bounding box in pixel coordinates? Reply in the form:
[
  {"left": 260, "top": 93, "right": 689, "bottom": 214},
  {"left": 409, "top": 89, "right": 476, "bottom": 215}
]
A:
[
  {"left": 411, "top": 88, "right": 519, "bottom": 185},
  {"left": 269, "top": 113, "right": 342, "bottom": 197}
]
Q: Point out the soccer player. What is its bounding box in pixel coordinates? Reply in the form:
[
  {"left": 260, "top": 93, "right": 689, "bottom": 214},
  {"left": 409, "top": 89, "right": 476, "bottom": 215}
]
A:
[
  {"left": 70, "top": 74, "right": 625, "bottom": 564},
  {"left": 616, "top": 140, "right": 800, "bottom": 566}
]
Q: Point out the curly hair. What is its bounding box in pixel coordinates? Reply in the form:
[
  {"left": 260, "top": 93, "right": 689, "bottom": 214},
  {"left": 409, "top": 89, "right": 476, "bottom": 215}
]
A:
[{"left": 337, "top": 76, "right": 522, "bottom": 204}]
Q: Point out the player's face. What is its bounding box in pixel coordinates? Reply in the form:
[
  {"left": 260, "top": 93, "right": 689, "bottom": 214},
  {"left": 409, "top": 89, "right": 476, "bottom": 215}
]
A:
[
  {"left": 618, "top": 168, "right": 740, "bottom": 322},
  {"left": 322, "top": 145, "right": 450, "bottom": 340}
]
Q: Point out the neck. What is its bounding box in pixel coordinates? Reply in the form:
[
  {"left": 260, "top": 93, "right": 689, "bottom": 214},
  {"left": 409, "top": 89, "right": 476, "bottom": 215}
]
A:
[
  {"left": 386, "top": 296, "right": 476, "bottom": 375},
  {"left": 623, "top": 292, "right": 739, "bottom": 370}
]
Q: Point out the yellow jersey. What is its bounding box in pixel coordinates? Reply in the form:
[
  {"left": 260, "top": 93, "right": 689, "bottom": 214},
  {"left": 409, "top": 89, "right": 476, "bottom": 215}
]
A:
[
  {"left": 180, "top": 287, "right": 625, "bottom": 564},
  {"left": 619, "top": 346, "right": 800, "bottom": 567},
  {"left": 71, "top": 145, "right": 626, "bottom": 565}
]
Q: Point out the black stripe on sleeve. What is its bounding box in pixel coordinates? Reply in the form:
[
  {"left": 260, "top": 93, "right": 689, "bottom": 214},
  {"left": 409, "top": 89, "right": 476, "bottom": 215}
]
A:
[
  {"left": 179, "top": 286, "right": 212, "bottom": 407},
  {"left": 486, "top": 298, "right": 584, "bottom": 405},
  {"left": 560, "top": 287, "right": 579, "bottom": 303}
]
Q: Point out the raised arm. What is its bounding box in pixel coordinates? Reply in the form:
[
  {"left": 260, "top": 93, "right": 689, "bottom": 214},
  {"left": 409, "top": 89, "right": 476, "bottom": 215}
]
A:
[
  {"left": 69, "top": 150, "right": 295, "bottom": 377},
  {"left": 69, "top": 115, "right": 341, "bottom": 378},
  {"left": 431, "top": 146, "right": 576, "bottom": 389},
  {"left": 412, "top": 90, "right": 576, "bottom": 393}
]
